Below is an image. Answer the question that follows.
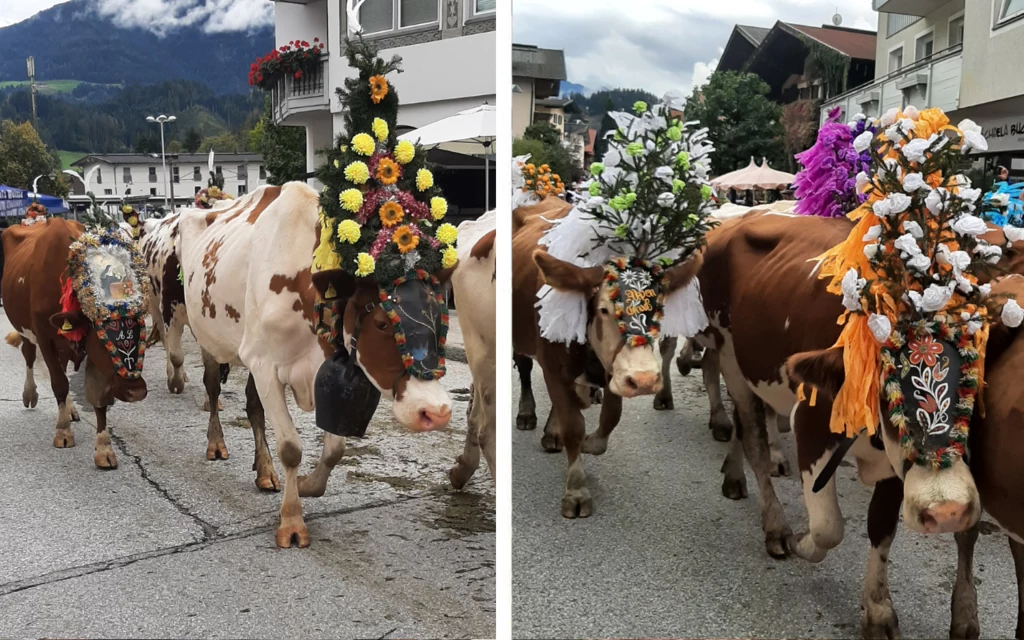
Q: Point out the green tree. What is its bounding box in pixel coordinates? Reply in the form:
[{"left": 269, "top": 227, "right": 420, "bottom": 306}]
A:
[
  {"left": 684, "top": 71, "right": 785, "bottom": 174},
  {"left": 167, "top": 139, "right": 183, "bottom": 153},
  {"left": 199, "top": 133, "right": 242, "bottom": 153},
  {"left": 0, "top": 119, "right": 68, "bottom": 197},
  {"left": 511, "top": 137, "right": 572, "bottom": 184},
  {"left": 251, "top": 98, "right": 306, "bottom": 185},
  {"left": 183, "top": 127, "right": 203, "bottom": 153},
  {"left": 524, "top": 121, "right": 561, "bottom": 147}
]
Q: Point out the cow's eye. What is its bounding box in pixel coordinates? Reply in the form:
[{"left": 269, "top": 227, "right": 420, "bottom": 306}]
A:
[
  {"left": 375, "top": 320, "right": 389, "bottom": 331},
  {"left": 600, "top": 307, "right": 611, "bottom": 316}
]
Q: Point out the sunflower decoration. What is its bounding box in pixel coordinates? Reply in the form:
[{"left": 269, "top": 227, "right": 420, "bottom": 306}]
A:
[{"left": 810, "top": 105, "right": 1021, "bottom": 469}]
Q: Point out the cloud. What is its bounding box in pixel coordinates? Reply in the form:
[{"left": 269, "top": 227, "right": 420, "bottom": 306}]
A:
[
  {"left": 88, "top": 0, "right": 273, "bottom": 35},
  {"left": 691, "top": 54, "right": 720, "bottom": 92}
]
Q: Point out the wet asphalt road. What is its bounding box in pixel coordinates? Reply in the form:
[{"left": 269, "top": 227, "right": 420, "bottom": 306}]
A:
[
  {"left": 511, "top": 353, "right": 1020, "bottom": 639},
  {"left": 0, "top": 308, "right": 494, "bottom": 639}
]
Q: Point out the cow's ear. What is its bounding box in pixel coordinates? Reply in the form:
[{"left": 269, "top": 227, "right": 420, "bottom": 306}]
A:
[
  {"left": 535, "top": 251, "right": 604, "bottom": 293},
  {"left": 49, "top": 310, "right": 88, "bottom": 331},
  {"left": 663, "top": 252, "right": 704, "bottom": 294},
  {"left": 435, "top": 266, "right": 457, "bottom": 285},
  {"left": 786, "top": 346, "right": 846, "bottom": 399},
  {"left": 470, "top": 229, "right": 496, "bottom": 260},
  {"left": 312, "top": 269, "right": 355, "bottom": 300}
]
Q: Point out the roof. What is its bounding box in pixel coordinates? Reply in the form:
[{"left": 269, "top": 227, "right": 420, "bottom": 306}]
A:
[
  {"left": 512, "top": 44, "right": 567, "bottom": 81},
  {"left": 536, "top": 97, "right": 572, "bottom": 108},
  {"left": 785, "top": 23, "right": 876, "bottom": 60},
  {"left": 735, "top": 25, "right": 770, "bottom": 46},
  {"left": 585, "top": 129, "right": 597, "bottom": 154},
  {"left": 72, "top": 153, "right": 264, "bottom": 167},
  {"left": 720, "top": 21, "right": 875, "bottom": 73}
]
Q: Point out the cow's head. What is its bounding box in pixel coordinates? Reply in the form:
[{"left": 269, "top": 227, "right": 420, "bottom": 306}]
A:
[
  {"left": 788, "top": 339, "right": 980, "bottom": 536},
  {"left": 535, "top": 251, "right": 702, "bottom": 398},
  {"left": 53, "top": 232, "right": 149, "bottom": 405},
  {"left": 323, "top": 268, "right": 455, "bottom": 433}
]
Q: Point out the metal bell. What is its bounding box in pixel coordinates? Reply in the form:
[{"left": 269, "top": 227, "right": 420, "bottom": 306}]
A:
[{"left": 314, "top": 348, "right": 382, "bottom": 437}]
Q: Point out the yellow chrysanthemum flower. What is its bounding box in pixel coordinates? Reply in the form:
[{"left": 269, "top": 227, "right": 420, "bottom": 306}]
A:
[
  {"left": 344, "top": 161, "right": 370, "bottom": 185},
  {"left": 312, "top": 211, "right": 341, "bottom": 273},
  {"left": 430, "top": 196, "right": 447, "bottom": 220},
  {"left": 352, "top": 133, "right": 375, "bottom": 156},
  {"left": 395, "top": 140, "right": 415, "bottom": 164},
  {"left": 333, "top": 159, "right": 340, "bottom": 169},
  {"left": 337, "top": 219, "right": 361, "bottom": 244},
  {"left": 121, "top": 205, "right": 132, "bottom": 214},
  {"left": 355, "top": 252, "right": 375, "bottom": 277},
  {"left": 372, "top": 118, "right": 389, "bottom": 142},
  {"left": 340, "top": 188, "right": 363, "bottom": 212},
  {"left": 436, "top": 222, "right": 458, "bottom": 246},
  {"left": 441, "top": 246, "right": 458, "bottom": 269},
  {"left": 416, "top": 168, "right": 433, "bottom": 192}
]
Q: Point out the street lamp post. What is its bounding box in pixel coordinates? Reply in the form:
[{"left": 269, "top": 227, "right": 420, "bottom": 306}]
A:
[{"left": 146, "top": 114, "right": 176, "bottom": 212}]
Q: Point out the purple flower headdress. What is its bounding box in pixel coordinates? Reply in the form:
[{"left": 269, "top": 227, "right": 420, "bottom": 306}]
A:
[{"left": 793, "top": 106, "right": 877, "bottom": 218}]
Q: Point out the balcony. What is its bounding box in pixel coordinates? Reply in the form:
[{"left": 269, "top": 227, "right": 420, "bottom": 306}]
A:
[
  {"left": 873, "top": 0, "right": 950, "bottom": 16},
  {"left": 820, "top": 44, "right": 962, "bottom": 123},
  {"left": 270, "top": 55, "right": 330, "bottom": 125}
]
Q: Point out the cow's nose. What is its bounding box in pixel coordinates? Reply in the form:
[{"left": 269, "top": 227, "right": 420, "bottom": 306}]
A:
[
  {"left": 417, "top": 405, "right": 452, "bottom": 432},
  {"left": 624, "top": 372, "right": 661, "bottom": 396},
  {"left": 919, "top": 500, "right": 971, "bottom": 534}
]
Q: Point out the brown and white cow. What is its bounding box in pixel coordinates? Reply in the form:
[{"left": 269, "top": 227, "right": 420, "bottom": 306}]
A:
[
  {"left": 512, "top": 196, "right": 701, "bottom": 517},
  {"left": 449, "top": 210, "right": 497, "bottom": 489},
  {"left": 177, "top": 182, "right": 455, "bottom": 548},
  {"left": 2, "top": 219, "right": 148, "bottom": 469}
]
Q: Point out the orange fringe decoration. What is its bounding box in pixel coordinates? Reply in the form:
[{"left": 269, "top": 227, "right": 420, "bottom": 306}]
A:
[{"left": 58, "top": 276, "right": 88, "bottom": 343}]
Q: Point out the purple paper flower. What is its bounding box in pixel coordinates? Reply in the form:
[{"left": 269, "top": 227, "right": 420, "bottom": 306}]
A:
[{"left": 793, "top": 111, "right": 876, "bottom": 218}]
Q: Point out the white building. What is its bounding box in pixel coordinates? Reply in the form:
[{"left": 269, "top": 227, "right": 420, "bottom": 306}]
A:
[
  {"left": 821, "top": 0, "right": 1024, "bottom": 176},
  {"left": 69, "top": 153, "right": 267, "bottom": 213},
  {"left": 271, "top": 0, "right": 496, "bottom": 182}
]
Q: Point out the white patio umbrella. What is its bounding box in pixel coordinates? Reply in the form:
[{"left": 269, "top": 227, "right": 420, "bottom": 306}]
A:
[
  {"left": 735, "top": 157, "right": 795, "bottom": 191},
  {"left": 398, "top": 104, "right": 496, "bottom": 209},
  {"left": 711, "top": 157, "right": 759, "bottom": 190}
]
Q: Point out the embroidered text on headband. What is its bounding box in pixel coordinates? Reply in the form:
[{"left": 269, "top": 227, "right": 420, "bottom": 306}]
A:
[{"left": 603, "top": 257, "right": 665, "bottom": 348}]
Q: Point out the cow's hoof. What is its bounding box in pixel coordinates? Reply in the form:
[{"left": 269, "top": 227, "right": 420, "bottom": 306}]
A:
[
  {"left": 255, "top": 471, "right": 281, "bottom": 493},
  {"left": 711, "top": 423, "right": 732, "bottom": 442},
  {"left": 581, "top": 434, "right": 608, "bottom": 455},
  {"left": 862, "top": 600, "right": 900, "bottom": 640},
  {"left": 206, "top": 439, "right": 229, "bottom": 461},
  {"left": 53, "top": 429, "right": 75, "bottom": 448},
  {"left": 950, "top": 619, "right": 980, "bottom": 640},
  {"left": 653, "top": 394, "right": 674, "bottom": 411},
  {"left": 94, "top": 448, "right": 118, "bottom": 469},
  {"left": 202, "top": 397, "right": 224, "bottom": 412},
  {"left": 275, "top": 518, "right": 310, "bottom": 548},
  {"left": 23, "top": 389, "right": 38, "bottom": 408},
  {"left": 448, "top": 462, "right": 474, "bottom": 491},
  {"left": 721, "top": 476, "right": 747, "bottom": 500},
  {"left": 516, "top": 414, "right": 537, "bottom": 430},
  {"left": 770, "top": 455, "right": 792, "bottom": 478},
  {"left": 676, "top": 358, "right": 692, "bottom": 377},
  {"left": 297, "top": 474, "right": 328, "bottom": 498},
  {"left": 590, "top": 389, "right": 603, "bottom": 404},
  {"left": 69, "top": 405, "right": 81, "bottom": 422},
  {"left": 168, "top": 376, "right": 185, "bottom": 395},
  {"left": 183, "top": 370, "right": 190, "bottom": 383},
  {"left": 561, "top": 490, "right": 593, "bottom": 518},
  {"left": 541, "top": 433, "right": 563, "bottom": 452},
  {"left": 765, "top": 531, "right": 791, "bottom": 559}
]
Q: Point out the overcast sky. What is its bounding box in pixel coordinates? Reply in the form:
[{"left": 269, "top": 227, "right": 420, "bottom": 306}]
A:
[
  {"left": 0, "top": 0, "right": 273, "bottom": 34},
  {"left": 514, "top": 0, "right": 877, "bottom": 98}
]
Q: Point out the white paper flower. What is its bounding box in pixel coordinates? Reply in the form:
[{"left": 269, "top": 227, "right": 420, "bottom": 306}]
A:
[
  {"left": 884, "top": 125, "right": 903, "bottom": 142},
  {"left": 881, "top": 108, "right": 899, "bottom": 127},
  {"left": 868, "top": 314, "right": 892, "bottom": 343},
  {"left": 873, "top": 199, "right": 893, "bottom": 217},
  {"left": 952, "top": 174, "right": 972, "bottom": 188},
  {"left": 947, "top": 250, "right": 971, "bottom": 273},
  {"left": 958, "top": 119, "right": 982, "bottom": 134},
  {"left": 975, "top": 243, "right": 1003, "bottom": 263},
  {"left": 902, "top": 173, "right": 926, "bottom": 192},
  {"left": 881, "top": 158, "right": 902, "bottom": 180},
  {"left": 979, "top": 283, "right": 992, "bottom": 297},
  {"left": 920, "top": 283, "right": 954, "bottom": 312},
  {"left": 952, "top": 214, "right": 989, "bottom": 237},
  {"left": 902, "top": 220, "right": 924, "bottom": 238},
  {"left": 958, "top": 188, "right": 983, "bottom": 205},
  {"left": 925, "top": 188, "right": 945, "bottom": 214},
  {"left": 1002, "top": 299, "right": 1024, "bottom": 328},
  {"left": 962, "top": 129, "right": 988, "bottom": 153},
  {"left": 887, "top": 193, "right": 912, "bottom": 215},
  {"left": 864, "top": 243, "right": 880, "bottom": 260},
  {"left": 657, "top": 192, "right": 676, "bottom": 208},
  {"left": 604, "top": 149, "right": 622, "bottom": 168},
  {"left": 585, "top": 196, "right": 606, "bottom": 209},
  {"left": 841, "top": 268, "right": 865, "bottom": 311},
  {"left": 654, "top": 166, "right": 674, "bottom": 183},
  {"left": 862, "top": 225, "right": 882, "bottom": 242},
  {"left": 856, "top": 171, "right": 869, "bottom": 191},
  {"left": 907, "top": 254, "right": 931, "bottom": 272},
  {"left": 853, "top": 131, "right": 874, "bottom": 152},
  {"left": 895, "top": 233, "right": 922, "bottom": 257},
  {"left": 902, "top": 138, "right": 932, "bottom": 163},
  {"left": 1004, "top": 226, "right": 1024, "bottom": 244},
  {"left": 904, "top": 106, "right": 920, "bottom": 121}
]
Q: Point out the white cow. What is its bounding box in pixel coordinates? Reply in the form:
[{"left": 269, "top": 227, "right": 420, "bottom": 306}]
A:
[
  {"left": 177, "top": 182, "right": 455, "bottom": 548},
  {"left": 449, "top": 210, "right": 496, "bottom": 488}
]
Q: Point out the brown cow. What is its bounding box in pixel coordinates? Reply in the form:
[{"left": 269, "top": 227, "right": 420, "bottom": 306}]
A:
[
  {"left": 513, "top": 196, "right": 702, "bottom": 517},
  {"left": 2, "top": 219, "right": 148, "bottom": 469}
]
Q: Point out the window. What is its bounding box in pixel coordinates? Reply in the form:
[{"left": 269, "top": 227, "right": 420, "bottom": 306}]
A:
[
  {"left": 96, "top": 168, "right": 102, "bottom": 185},
  {"left": 195, "top": 186, "right": 201, "bottom": 195},
  {"left": 150, "top": 188, "right": 157, "bottom": 196},
  {"left": 123, "top": 167, "right": 132, "bottom": 183},
  {"left": 193, "top": 166, "right": 201, "bottom": 181},
  {"left": 125, "top": 188, "right": 132, "bottom": 195},
  {"left": 215, "top": 166, "right": 223, "bottom": 176},
  {"left": 259, "top": 166, "right": 267, "bottom": 180},
  {"left": 1000, "top": 0, "right": 1024, "bottom": 24},
  {"left": 104, "top": 189, "right": 112, "bottom": 195},
  {"left": 949, "top": 16, "right": 964, "bottom": 46},
  {"left": 172, "top": 166, "right": 180, "bottom": 183},
  {"left": 474, "top": 0, "right": 496, "bottom": 14},
  {"left": 360, "top": 0, "right": 394, "bottom": 34},
  {"left": 360, "top": 0, "right": 439, "bottom": 34},
  {"left": 915, "top": 32, "right": 934, "bottom": 60},
  {"left": 889, "top": 46, "right": 904, "bottom": 72},
  {"left": 237, "top": 164, "right": 248, "bottom": 182},
  {"left": 149, "top": 167, "right": 157, "bottom": 183},
  {"left": 400, "top": 0, "right": 437, "bottom": 27},
  {"left": 238, "top": 185, "right": 247, "bottom": 196}
]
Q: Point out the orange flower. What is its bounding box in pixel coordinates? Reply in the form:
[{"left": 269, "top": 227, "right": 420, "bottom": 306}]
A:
[
  {"left": 916, "top": 108, "right": 950, "bottom": 138},
  {"left": 379, "top": 201, "right": 404, "bottom": 227},
  {"left": 369, "top": 75, "right": 389, "bottom": 104},
  {"left": 376, "top": 157, "right": 400, "bottom": 185},
  {"left": 392, "top": 225, "right": 419, "bottom": 254}
]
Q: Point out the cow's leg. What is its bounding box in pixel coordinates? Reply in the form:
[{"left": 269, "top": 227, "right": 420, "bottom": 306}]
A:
[
  {"left": 540, "top": 408, "right": 562, "bottom": 452},
  {"left": 582, "top": 390, "right": 621, "bottom": 455},
  {"left": 451, "top": 385, "right": 482, "bottom": 490},
  {"left": 703, "top": 349, "right": 732, "bottom": 442},
  {"left": 92, "top": 405, "right": 118, "bottom": 469},
  {"left": 950, "top": 523, "right": 981, "bottom": 640},
  {"left": 543, "top": 369, "right": 590, "bottom": 518},
  {"left": 514, "top": 353, "right": 537, "bottom": 431},
  {"left": 243, "top": 373, "right": 279, "bottom": 492},
  {"left": 789, "top": 400, "right": 844, "bottom": 562},
  {"left": 38, "top": 341, "right": 75, "bottom": 448},
  {"left": 479, "top": 381, "right": 496, "bottom": 483},
  {"left": 720, "top": 427, "right": 748, "bottom": 499},
  {"left": 202, "top": 349, "right": 228, "bottom": 461},
  {"left": 1009, "top": 538, "right": 1024, "bottom": 640},
  {"left": 250, "top": 364, "right": 308, "bottom": 547},
  {"left": 676, "top": 337, "right": 695, "bottom": 377},
  {"left": 297, "top": 432, "right": 346, "bottom": 498},
  {"left": 765, "top": 405, "right": 791, "bottom": 477},
  {"left": 164, "top": 310, "right": 187, "bottom": 394},
  {"left": 861, "top": 477, "right": 903, "bottom": 640},
  {"left": 720, "top": 355, "right": 791, "bottom": 557},
  {"left": 20, "top": 339, "right": 38, "bottom": 408},
  {"left": 653, "top": 337, "right": 676, "bottom": 410}
]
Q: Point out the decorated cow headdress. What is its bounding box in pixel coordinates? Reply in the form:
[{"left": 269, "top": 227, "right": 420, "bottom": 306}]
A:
[
  {"left": 21, "top": 202, "right": 47, "bottom": 226},
  {"left": 121, "top": 204, "right": 141, "bottom": 239},
  {"left": 194, "top": 172, "right": 234, "bottom": 210},
  {"left": 793, "top": 107, "right": 878, "bottom": 218},
  {"left": 811, "top": 106, "right": 1022, "bottom": 469},
  {"left": 536, "top": 97, "right": 717, "bottom": 345}
]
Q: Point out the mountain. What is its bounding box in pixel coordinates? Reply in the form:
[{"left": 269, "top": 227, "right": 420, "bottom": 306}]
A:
[
  {"left": 0, "top": 0, "right": 274, "bottom": 94},
  {"left": 560, "top": 81, "right": 589, "bottom": 98}
]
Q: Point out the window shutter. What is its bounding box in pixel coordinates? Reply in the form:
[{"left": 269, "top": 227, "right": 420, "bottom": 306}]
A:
[{"left": 361, "top": 0, "right": 394, "bottom": 33}]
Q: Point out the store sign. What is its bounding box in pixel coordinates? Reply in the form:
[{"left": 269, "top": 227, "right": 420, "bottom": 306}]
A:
[{"left": 980, "top": 116, "right": 1024, "bottom": 154}]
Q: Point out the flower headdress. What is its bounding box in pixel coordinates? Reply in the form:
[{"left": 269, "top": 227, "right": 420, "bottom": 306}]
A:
[
  {"left": 793, "top": 107, "right": 878, "bottom": 218},
  {"left": 121, "top": 204, "right": 141, "bottom": 239},
  {"left": 536, "top": 97, "right": 717, "bottom": 344},
  {"left": 194, "top": 172, "right": 234, "bottom": 209},
  {"left": 22, "top": 202, "right": 47, "bottom": 226},
  {"left": 811, "top": 106, "right": 1023, "bottom": 468}
]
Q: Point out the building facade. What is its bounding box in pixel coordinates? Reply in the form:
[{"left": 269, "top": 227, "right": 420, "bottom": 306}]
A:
[
  {"left": 822, "top": 1, "right": 1024, "bottom": 175},
  {"left": 512, "top": 44, "right": 566, "bottom": 139}
]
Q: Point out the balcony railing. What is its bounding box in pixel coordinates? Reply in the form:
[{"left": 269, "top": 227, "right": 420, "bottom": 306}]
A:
[
  {"left": 820, "top": 43, "right": 962, "bottom": 123},
  {"left": 270, "top": 55, "right": 329, "bottom": 124}
]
